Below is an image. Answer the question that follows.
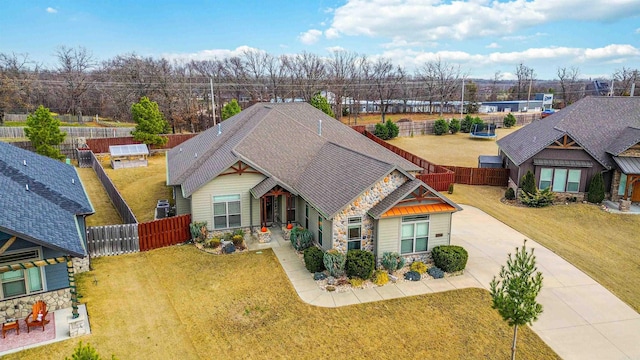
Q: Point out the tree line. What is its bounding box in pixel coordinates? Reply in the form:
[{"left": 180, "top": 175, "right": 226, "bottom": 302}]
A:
[{"left": 1, "top": 46, "right": 638, "bottom": 132}]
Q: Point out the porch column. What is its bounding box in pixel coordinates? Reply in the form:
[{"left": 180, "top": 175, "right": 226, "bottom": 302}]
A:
[{"left": 66, "top": 256, "right": 79, "bottom": 319}]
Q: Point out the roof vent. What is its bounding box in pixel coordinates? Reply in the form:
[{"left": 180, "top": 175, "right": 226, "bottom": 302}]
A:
[
  {"left": 23, "top": 160, "right": 27, "bottom": 166},
  {"left": 179, "top": 147, "right": 182, "bottom": 152},
  {"left": 195, "top": 152, "right": 198, "bottom": 158},
  {"left": 25, "top": 184, "right": 29, "bottom": 191},
  {"left": 72, "top": 178, "right": 75, "bottom": 184},
  {"left": 318, "top": 119, "right": 322, "bottom": 136},
  {"left": 217, "top": 123, "right": 222, "bottom": 136}
]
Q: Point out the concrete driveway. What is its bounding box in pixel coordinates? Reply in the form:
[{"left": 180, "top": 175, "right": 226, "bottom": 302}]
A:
[{"left": 452, "top": 205, "right": 640, "bottom": 360}]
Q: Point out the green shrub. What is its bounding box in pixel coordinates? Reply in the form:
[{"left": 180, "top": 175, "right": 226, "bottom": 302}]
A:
[
  {"left": 520, "top": 170, "right": 537, "bottom": 195},
  {"left": 323, "top": 249, "right": 346, "bottom": 277},
  {"left": 290, "top": 228, "right": 313, "bottom": 251},
  {"left": 448, "top": 183, "right": 454, "bottom": 194},
  {"left": 432, "top": 245, "right": 469, "bottom": 273},
  {"left": 449, "top": 118, "right": 461, "bottom": 134},
  {"left": 381, "top": 252, "right": 406, "bottom": 274},
  {"left": 189, "top": 222, "right": 208, "bottom": 242},
  {"left": 503, "top": 113, "right": 517, "bottom": 128},
  {"left": 505, "top": 187, "right": 516, "bottom": 200},
  {"left": 404, "top": 271, "right": 421, "bottom": 281},
  {"left": 372, "top": 270, "right": 389, "bottom": 286},
  {"left": 587, "top": 172, "right": 605, "bottom": 203},
  {"left": 303, "top": 246, "right": 325, "bottom": 273},
  {"left": 65, "top": 341, "right": 116, "bottom": 360},
  {"left": 433, "top": 119, "right": 449, "bottom": 135},
  {"left": 386, "top": 119, "right": 399, "bottom": 139},
  {"left": 349, "top": 277, "right": 365, "bottom": 288},
  {"left": 460, "top": 115, "right": 483, "bottom": 133},
  {"left": 427, "top": 266, "right": 445, "bottom": 279},
  {"left": 345, "top": 250, "right": 375, "bottom": 279},
  {"left": 410, "top": 261, "right": 428, "bottom": 274},
  {"left": 374, "top": 122, "right": 390, "bottom": 140},
  {"left": 520, "top": 187, "right": 554, "bottom": 207}
]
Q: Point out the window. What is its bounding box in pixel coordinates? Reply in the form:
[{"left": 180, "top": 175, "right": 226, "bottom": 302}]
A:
[
  {"left": 213, "top": 194, "right": 241, "bottom": 229},
  {"left": 539, "top": 168, "right": 581, "bottom": 193},
  {"left": 286, "top": 196, "right": 296, "bottom": 223},
  {"left": 347, "top": 217, "right": 362, "bottom": 250},
  {"left": 318, "top": 216, "right": 323, "bottom": 246},
  {"left": 305, "top": 204, "right": 309, "bottom": 229},
  {"left": 0, "top": 249, "right": 43, "bottom": 299},
  {"left": 400, "top": 215, "right": 429, "bottom": 254},
  {"left": 618, "top": 173, "right": 628, "bottom": 196}
]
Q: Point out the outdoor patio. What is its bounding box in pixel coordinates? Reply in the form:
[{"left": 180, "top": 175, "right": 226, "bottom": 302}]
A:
[
  {"left": 0, "top": 305, "right": 91, "bottom": 356},
  {"left": 602, "top": 200, "right": 640, "bottom": 214}
]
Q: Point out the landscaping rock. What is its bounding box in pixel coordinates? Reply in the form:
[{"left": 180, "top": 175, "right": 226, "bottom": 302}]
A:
[
  {"left": 388, "top": 274, "right": 398, "bottom": 283},
  {"left": 314, "top": 272, "right": 327, "bottom": 281},
  {"left": 326, "top": 285, "right": 336, "bottom": 292},
  {"left": 326, "top": 276, "right": 336, "bottom": 285}
]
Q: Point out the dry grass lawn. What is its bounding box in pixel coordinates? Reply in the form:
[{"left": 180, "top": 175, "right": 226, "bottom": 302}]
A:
[
  {"left": 9, "top": 246, "right": 558, "bottom": 360},
  {"left": 387, "top": 128, "right": 519, "bottom": 167},
  {"left": 98, "top": 153, "right": 173, "bottom": 223},
  {"left": 77, "top": 167, "right": 122, "bottom": 226}
]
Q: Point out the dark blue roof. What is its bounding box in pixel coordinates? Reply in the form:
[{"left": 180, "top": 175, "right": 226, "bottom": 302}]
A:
[{"left": 0, "top": 142, "right": 94, "bottom": 256}]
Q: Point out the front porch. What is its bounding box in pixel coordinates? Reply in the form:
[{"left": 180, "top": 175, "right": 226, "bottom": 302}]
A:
[{"left": 0, "top": 304, "right": 90, "bottom": 356}]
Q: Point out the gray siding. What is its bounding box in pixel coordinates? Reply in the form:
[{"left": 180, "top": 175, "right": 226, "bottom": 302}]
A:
[
  {"left": 531, "top": 148, "right": 604, "bottom": 192},
  {"left": 376, "top": 212, "right": 453, "bottom": 257},
  {"left": 43, "top": 247, "right": 68, "bottom": 291},
  {"left": 174, "top": 186, "right": 192, "bottom": 215},
  {"left": 191, "top": 172, "right": 266, "bottom": 229}
]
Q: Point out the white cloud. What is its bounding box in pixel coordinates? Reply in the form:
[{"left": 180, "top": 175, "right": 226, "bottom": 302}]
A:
[
  {"left": 298, "top": 29, "right": 322, "bottom": 45},
  {"left": 160, "top": 46, "right": 261, "bottom": 62},
  {"left": 46, "top": 7, "right": 57, "bottom": 13},
  {"left": 486, "top": 42, "right": 500, "bottom": 49},
  {"left": 325, "top": 0, "right": 639, "bottom": 42},
  {"left": 325, "top": 28, "right": 340, "bottom": 39}
]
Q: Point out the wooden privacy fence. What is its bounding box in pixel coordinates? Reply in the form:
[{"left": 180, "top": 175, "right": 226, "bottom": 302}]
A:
[
  {"left": 0, "top": 126, "right": 133, "bottom": 139},
  {"left": 87, "top": 215, "right": 192, "bottom": 257},
  {"left": 10, "top": 140, "right": 81, "bottom": 160},
  {"left": 85, "top": 134, "right": 197, "bottom": 153},
  {"left": 138, "top": 215, "right": 192, "bottom": 251},
  {"left": 443, "top": 166, "right": 509, "bottom": 186},
  {"left": 87, "top": 224, "right": 139, "bottom": 257}
]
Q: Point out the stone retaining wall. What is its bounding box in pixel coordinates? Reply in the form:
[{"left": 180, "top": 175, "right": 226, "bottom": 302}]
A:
[
  {"left": 0, "top": 288, "right": 71, "bottom": 323},
  {"left": 73, "top": 256, "right": 91, "bottom": 274}
]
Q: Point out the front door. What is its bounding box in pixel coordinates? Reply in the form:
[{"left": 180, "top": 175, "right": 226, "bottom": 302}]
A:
[
  {"left": 265, "top": 196, "right": 274, "bottom": 225},
  {"left": 632, "top": 180, "right": 640, "bottom": 202}
]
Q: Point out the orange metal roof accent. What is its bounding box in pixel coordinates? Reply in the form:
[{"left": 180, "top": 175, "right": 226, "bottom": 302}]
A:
[{"left": 381, "top": 203, "right": 457, "bottom": 218}]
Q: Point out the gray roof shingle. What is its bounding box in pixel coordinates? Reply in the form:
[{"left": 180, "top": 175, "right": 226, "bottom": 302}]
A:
[
  {"left": 167, "top": 103, "right": 423, "bottom": 216},
  {"left": 498, "top": 97, "right": 640, "bottom": 169},
  {"left": 0, "top": 142, "right": 94, "bottom": 256}
]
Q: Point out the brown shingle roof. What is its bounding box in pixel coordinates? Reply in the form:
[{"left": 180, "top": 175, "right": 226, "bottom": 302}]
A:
[
  {"left": 498, "top": 97, "right": 640, "bottom": 169},
  {"left": 167, "top": 103, "right": 423, "bottom": 216}
]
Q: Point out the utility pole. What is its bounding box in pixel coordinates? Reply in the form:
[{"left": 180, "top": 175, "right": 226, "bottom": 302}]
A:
[
  {"left": 210, "top": 78, "right": 216, "bottom": 126},
  {"left": 460, "top": 79, "right": 465, "bottom": 119},
  {"left": 526, "top": 77, "right": 533, "bottom": 111}
]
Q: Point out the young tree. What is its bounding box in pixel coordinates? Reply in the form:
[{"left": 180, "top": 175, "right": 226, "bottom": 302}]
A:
[
  {"left": 520, "top": 170, "right": 536, "bottom": 195},
  {"left": 131, "top": 96, "right": 169, "bottom": 146},
  {"left": 221, "top": 99, "right": 242, "bottom": 121},
  {"left": 490, "top": 240, "right": 543, "bottom": 360},
  {"left": 24, "top": 105, "right": 66, "bottom": 160},
  {"left": 310, "top": 93, "right": 335, "bottom": 117},
  {"left": 587, "top": 172, "right": 605, "bottom": 203}
]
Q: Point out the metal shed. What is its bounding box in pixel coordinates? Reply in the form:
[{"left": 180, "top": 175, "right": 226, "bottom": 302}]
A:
[
  {"left": 478, "top": 155, "right": 503, "bottom": 168},
  {"left": 109, "top": 144, "right": 149, "bottom": 169}
]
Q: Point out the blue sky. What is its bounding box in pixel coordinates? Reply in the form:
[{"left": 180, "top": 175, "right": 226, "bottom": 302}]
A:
[{"left": 1, "top": 0, "right": 639, "bottom": 80}]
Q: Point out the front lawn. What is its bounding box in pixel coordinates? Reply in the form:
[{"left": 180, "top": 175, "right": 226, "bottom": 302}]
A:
[{"left": 8, "top": 246, "right": 558, "bottom": 359}]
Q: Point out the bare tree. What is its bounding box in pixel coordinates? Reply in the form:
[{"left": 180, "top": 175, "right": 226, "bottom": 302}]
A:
[
  {"left": 242, "top": 49, "right": 270, "bottom": 103},
  {"left": 423, "top": 58, "right": 463, "bottom": 116},
  {"left": 557, "top": 66, "right": 581, "bottom": 105},
  {"left": 55, "top": 46, "right": 96, "bottom": 116},
  {"left": 326, "top": 50, "right": 357, "bottom": 121},
  {"left": 489, "top": 71, "right": 503, "bottom": 101},
  {"left": 613, "top": 67, "right": 639, "bottom": 96},
  {"left": 513, "top": 63, "right": 535, "bottom": 100},
  {"left": 367, "top": 57, "right": 404, "bottom": 122},
  {"left": 0, "top": 52, "right": 40, "bottom": 118},
  {"left": 189, "top": 58, "right": 226, "bottom": 127},
  {"left": 285, "top": 52, "right": 326, "bottom": 102}
]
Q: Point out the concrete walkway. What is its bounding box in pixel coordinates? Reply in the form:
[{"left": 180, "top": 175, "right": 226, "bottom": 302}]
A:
[{"left": 255, "top": 206, "right": 640, "bottom": 360}]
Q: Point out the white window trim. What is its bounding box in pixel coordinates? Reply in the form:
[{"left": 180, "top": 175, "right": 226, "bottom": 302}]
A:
[
  {"left": 347, "top": 216, "right": 362, "bottom": 250},
  {"left": 0, "top": 247, "right": 45, "bottom": 300},
  {"left": 400, "top": 215, "right": 430, "bottom": 255},
  {"left": 212, "top": 194, "right": 241, "bottom": 229}
]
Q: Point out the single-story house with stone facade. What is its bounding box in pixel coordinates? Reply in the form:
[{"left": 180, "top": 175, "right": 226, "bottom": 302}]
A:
[
  {"left": 167, "top": 102, "right": 461, "bottom": 262},
  {"left": 497, "top": 96, "right": 640, "bottom": 204},
  {"left": 0, "top": 142, "right": 93, "bottom": 322}
]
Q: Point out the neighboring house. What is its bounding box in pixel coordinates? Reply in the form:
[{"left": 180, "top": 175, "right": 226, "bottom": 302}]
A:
[
  {"left": 497, "top": 96, "right": 640, "bottom": 202},
  {"left": 167, "top": 102, "right": 461, "bottom": 261},
  {"left": 0, "top": 142, "right": 94, "bottom": 320}
]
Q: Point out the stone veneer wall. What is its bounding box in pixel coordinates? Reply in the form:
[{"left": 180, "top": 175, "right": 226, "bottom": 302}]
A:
[
  {"left": 73, "top": 256, "right": 91, "bottom": 274},
  {"left": 332, "top": 170, "right": 407, "bottom": 254},
  {"left": 611, "top": 170, "right": 622, "bottom": 202},
  {"left": 0, "top": 288, "right": 71, "bottom": 323}
]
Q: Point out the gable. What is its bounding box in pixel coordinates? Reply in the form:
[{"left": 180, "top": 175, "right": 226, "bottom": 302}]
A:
[
  {"left": 368, "top": 179, "right": 461, "bottom": 219},
  {"left": 546, "top": 134, "right": 583, "bottom": 150}
]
